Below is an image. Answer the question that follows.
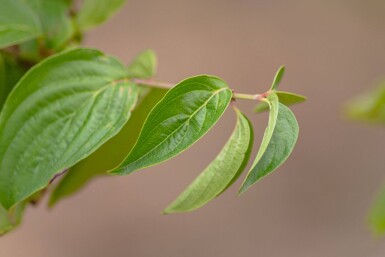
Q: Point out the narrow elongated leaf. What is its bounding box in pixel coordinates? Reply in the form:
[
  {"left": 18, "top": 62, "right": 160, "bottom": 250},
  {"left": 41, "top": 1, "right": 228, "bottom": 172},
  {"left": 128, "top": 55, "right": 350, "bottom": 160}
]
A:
[
  {"left": 127, "top": 49, "right": 157, "bottom": 79},
  {"left": 240, "top": 95, "right": 299, "bottom": 193},
  {"left": 0, "top": 202, "right": 26, "bottom": 235},
  {"left": 49, "top": 88, "right": 166, "bottom": 207},
  {"left": 77, "top": 0, "right": 127, "bottom": 30},
  {"left": 110, "top": 75, "right": 232, "bottom": 175},
  {"left": 254, "top": 91, "right": 306, "bottom": 113},
  {"left": 369, "top": 185, "right": 385, "bottom": 235},
  {"left": 270, "top": 66, "right": 285, "bottom": 90},
  {"left": 164, "top": 108, "right": 253, "bottom": 214},
  {"left": 0, "top": 0, "right": 42, "bottom": 48},
  {"left": 0, "top": 48, "right": 138, "bottom": 209}
]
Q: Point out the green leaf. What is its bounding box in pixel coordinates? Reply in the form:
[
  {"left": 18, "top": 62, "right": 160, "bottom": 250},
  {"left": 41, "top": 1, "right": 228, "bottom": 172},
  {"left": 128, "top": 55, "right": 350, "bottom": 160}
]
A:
[
  {"left": 345, "top": 84, "right": 385, "bottom": 124},
  {"left": 270, "top": 66, "right": 285, "bottom": 90},
  {"left": 240, "top": 94, "right": 299, "bottom": 194},
  {"left": 0, "top": 53, "right": 26, "bottom": 110},
  {"left": 0, "top": 48, "right": 138, "bottom": 209},
  {"left": 127, "top": 49, "right": 157, "bottom": 79},
  {"left": 254, "top": 91, "right": 307, "bottom": 113},
  {"left": 369, "top": 184, "right": 385, "bottom": 236},
  {"left": 0, "top": 202, "right": 26, "bottom": 235},
  {"left": 77, "top": 0, "right": 127, "bottom": 30},
  {"left": 0, "top": 0, "right": 42, "bottom": 48},
  {"left": 49, "top": 88, "right": 167, "bottom": 207},
  {"left": 163, "top": 108, "right": 253, "bottom": 214},
  {"left": 110, "top": 75, "right": 232, "bottom": 175},
  {"left": 24, "top": 0, "right": 74, "bottom": 50}
]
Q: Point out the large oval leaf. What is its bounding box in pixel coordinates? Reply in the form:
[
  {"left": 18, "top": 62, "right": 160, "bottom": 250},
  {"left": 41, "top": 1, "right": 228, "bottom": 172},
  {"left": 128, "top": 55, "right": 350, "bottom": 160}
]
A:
[
  {"left": 0, "top": 48, "right": 138, "bottom": 209},
  {"left": 163, "top": 108, "right": 253, "bottom": 214},
  {"left": 110, "top": 75, "right": 232, "bottom": 175},
  {"left": 49, "top": 88, "right": 166, "bottom": 207},
  {"left": 240, "top": 94, "right": 299, "bottom": 194},
  {"left": 0, "top": 0, "right": 42, "bottom": 48}
]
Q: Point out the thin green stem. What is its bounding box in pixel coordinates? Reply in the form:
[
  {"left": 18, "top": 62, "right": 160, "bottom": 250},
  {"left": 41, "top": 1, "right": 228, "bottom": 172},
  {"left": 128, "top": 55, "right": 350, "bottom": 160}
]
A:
[{"left": 131, "top": 78, "right": 265, "bottom": 101}]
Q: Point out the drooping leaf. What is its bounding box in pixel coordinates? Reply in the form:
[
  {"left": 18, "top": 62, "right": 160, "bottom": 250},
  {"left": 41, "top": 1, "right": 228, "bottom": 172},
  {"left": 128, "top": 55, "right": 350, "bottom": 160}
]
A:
[
  {"left": 49, "top": 88, "right": 166, "bottom": 207},
  {"left": 110, "top": 75, "right": 232, "bottom": 175},
  {"left": 369, "top": 184, "right": 385, "bottom": 236},
  {"left": 254, "top": 91, "right": 306, "bottom": 113},
  {"left": 0, "top": 53, "right": 26, "bottom": 110},
  {"left": 77, "top": 0, "right": 127, "bottom": 30},
  {"left": 240, "top": 94, "right": 299, "bottom": 194},
  {"left": 23, "top": 0, "right": 74, "bottom": 50},
  {"left": 0, "top": 48, "right": 138, "bottom": 209},
  {"left": 0, "top": 0, "right": 42, "bottom": 48},
  {"left": 164, "top": 108, "right": 253, "bottom": 214},
  {"left": 270, "top": 66, "right": 285, "bottom": 90},
  {"left": 127, "top": 49, "right": 157, "bottom": 79},
  {"left": 0, "top": 201, "right": 26, "bottom": 235},
  {"left": 346, "top": 84, "right": 385, "bottom": 124}
]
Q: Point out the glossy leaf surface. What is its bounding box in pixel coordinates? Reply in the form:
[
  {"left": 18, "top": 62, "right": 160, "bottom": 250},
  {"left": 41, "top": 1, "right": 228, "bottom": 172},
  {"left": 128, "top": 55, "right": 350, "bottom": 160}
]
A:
[
  {"left": 254, "top": 91, "right": 306, "bottom": 113},
  {"left": 110, "top": 75, "right": 232, "bottom": 175},
  {"left": 164, "top": 108, "right": 253, "bottom": 213},
  {"left": 240, "top": 95, "right": 299, "bottom": 193},
  {"left": 0, "top": 48, "right": 138, "bottom": 209},
  {"left": 0, "top": 0, "right": 41, "bottom": 48},
  {"left": 77, "top": 0, "right": 127, "bottom": 30}
]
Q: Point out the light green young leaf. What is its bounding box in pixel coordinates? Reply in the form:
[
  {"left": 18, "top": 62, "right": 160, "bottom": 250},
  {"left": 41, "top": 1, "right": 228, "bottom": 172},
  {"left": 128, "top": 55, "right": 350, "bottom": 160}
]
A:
[
  {"left": 240, "top": 94, "right": 299, "bottom": 194},
  {"left": 127, "top": 49, "right": 157, "bottom": 79},
  {"left": 270, "top": 66, "right": 285, "bottom": 90},
  {"left": 77, "top": 0, "right": 127, "bottom": 30},
  {"left": 0, "top": 48, "right": 138, "bottom": 209},
  {"left": 254, "top": 91, "right": 307, "bottom": 113},
  {"left": 0, "top": 0, "right": 42, "bottom": 48},
  {"left": 164, "top": 108, "right": 253, "bottom": 214},
  {"left": 49, "top": 88, "right": 167, "bottom": 207},
  {"left": 0, "top": 202, "right": 26, "bottom": 235},
  {"left": 369, "top": 184, "right": 385, "bottom": 236},
  {"left": 345, "top": 84, "right": 385, "bottom": 124},
  {"left": 110, "top": 75, "right": 232, "bottom": 175}
]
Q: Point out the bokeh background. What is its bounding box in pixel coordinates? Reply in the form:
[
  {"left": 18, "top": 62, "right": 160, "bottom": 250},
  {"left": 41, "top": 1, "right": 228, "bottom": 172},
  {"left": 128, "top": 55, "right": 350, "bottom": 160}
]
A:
[{"left": 2, "top": 0, "right": 385, "bottom": 256}]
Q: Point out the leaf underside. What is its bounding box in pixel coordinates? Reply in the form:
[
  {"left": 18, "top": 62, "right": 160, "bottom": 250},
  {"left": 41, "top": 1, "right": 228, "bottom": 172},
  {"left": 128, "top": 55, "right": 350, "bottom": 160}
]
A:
[
  {"left": 164, "top": 108, "right": 253, "bottom": 214},
  {"left": 240, "top": 94, "right": 299, "bottom": 193}
]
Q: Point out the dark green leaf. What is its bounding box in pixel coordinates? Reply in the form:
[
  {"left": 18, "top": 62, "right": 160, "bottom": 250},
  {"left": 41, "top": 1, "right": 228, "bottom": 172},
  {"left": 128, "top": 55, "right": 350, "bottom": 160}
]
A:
[
  {"left": 0, "top": 0, "right": 42, "bottom": 48},
  {"left": 345, "top": 84, "right": 385, "bottom": 124},
  {"left": 49, "top": 88, "right": 167, "bottom": 207},
  {"left": 24, "top": 0, "right": 74, "bottom": 50},
  {"left": 270, "top": 66, "right": 285, "bottom": 90},
  {"left": 0, "top": 48, "right": 138, "bottom": 209},
  {"left": 254, "top": 91, "right": 306, "bottom": 113},
  {"left": 127, "top": 49, "right": 157, "bottom": 79},
  {"left": 110, "top": 75, "right": 232, "bottom": 175},
  {"left": 0, "top": 202, "right": 26, "bottom": 235},
  {"left": 0, "top": 53, "right": 26, "bottom": 110},
  {"left": 77, "top": 0, "right": 127, "bottom": 30},
  {"left": 240, "top": 94, "right": 299, "bottom": 194},
  {"left": 164, "top": 108, "right": 253, "bottom": 214}
]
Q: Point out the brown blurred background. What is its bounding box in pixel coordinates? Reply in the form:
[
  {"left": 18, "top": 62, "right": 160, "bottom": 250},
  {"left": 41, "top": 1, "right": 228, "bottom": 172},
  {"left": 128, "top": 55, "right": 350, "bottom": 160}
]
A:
[{"left": 2, "top": 0, "right": 385, "bottom": 256}]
